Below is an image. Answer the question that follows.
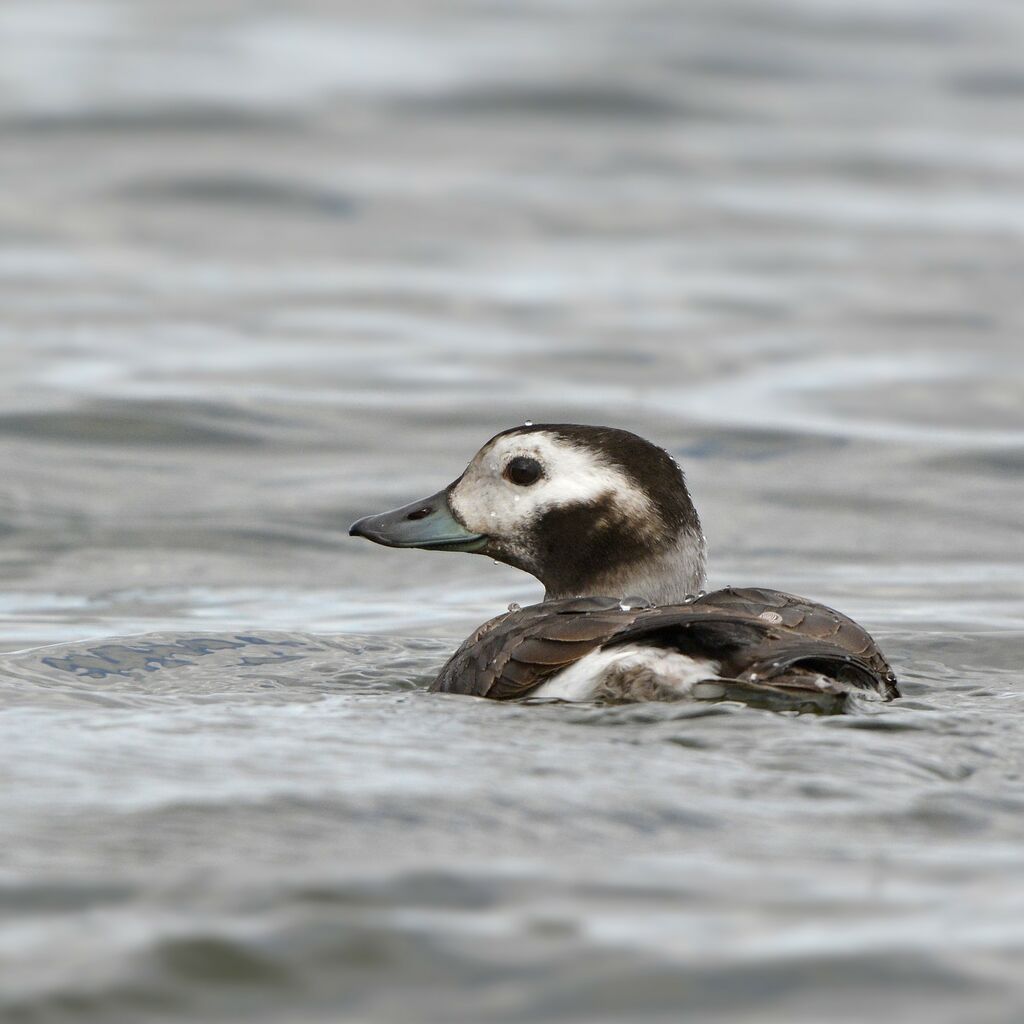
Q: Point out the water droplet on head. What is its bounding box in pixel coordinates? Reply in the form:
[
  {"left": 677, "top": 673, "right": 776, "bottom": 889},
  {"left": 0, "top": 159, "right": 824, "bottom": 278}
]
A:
[
  {"left": 507, "top": 601, "right": 521, "bottom": 613},
  {"left": 524, "top": 420, "right": 533, "bottom": 426},
  {"left": 513, "top": 495, "right": 520, "bottom": 502},
  {"left": 618, "top": 602, "right": 632, "bottom": 612},
  {"left": 489, "top": 511, "right": 497, "bottom": 517},
  {"left": 696, "top": 590, "right": 707, "bottom": 599}
]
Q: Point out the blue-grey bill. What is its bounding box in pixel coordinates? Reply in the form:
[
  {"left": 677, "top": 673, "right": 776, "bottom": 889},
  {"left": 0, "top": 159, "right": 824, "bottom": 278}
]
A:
[{"left": 349, "top": 488, "right": 486, "bottom": 552}]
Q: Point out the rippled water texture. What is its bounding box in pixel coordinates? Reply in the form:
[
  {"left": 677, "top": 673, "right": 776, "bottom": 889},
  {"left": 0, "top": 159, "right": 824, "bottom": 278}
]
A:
[{"left": 1, "top": 1, "right": 1023, "bottom": 1021}]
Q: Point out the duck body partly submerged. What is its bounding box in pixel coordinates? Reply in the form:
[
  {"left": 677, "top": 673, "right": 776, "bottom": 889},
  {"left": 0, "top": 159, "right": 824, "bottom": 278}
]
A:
[
  {"left": 351, "top": 423, "right": 899, "bottom": 711},
  {"left": 431, "top": 588, "right": 897, "bottom": 712}
]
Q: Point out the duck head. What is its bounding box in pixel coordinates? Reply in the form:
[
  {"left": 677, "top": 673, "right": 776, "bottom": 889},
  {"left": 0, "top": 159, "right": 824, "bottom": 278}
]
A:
[{"left": 349, "top": 424, "right": 707, "bottom": 605}]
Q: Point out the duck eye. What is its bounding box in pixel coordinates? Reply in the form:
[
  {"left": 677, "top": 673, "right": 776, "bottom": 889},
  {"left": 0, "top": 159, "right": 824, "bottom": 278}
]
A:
[{"left": 504, "top": 456, "right": 543, "bottom": 487}]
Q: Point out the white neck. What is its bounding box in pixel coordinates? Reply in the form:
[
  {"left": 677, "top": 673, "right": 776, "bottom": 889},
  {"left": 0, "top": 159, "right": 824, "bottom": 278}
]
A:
[{"left": 544, "top": 527, "right": 707, "bottom": 605}]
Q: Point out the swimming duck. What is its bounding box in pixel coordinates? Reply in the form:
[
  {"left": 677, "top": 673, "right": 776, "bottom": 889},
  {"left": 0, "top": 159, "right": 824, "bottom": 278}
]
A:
[{"left": 350, "top": 424, "right": 898, "bottom": 710}]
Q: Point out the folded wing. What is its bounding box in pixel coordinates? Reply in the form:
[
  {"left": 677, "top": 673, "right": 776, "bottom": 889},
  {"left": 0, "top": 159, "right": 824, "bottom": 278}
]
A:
[{"left": 430, "top": 588, "right": 898, "bottom": 708}]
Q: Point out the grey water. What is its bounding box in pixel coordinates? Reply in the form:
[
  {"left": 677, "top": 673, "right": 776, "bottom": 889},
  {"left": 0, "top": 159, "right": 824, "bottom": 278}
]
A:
[{"left": 1, "top": 0, "right": 1023, "bottom": 1021}]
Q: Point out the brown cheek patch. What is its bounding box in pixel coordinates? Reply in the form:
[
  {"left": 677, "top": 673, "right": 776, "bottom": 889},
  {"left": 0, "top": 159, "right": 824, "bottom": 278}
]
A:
[{"left": 531, "top": 495, "right": 669, "bottom": 598}]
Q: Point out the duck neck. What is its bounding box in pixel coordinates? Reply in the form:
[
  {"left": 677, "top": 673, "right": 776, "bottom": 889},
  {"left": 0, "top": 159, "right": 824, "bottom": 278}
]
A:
[{"left": 542, "top": 525, "right": 707, "bottom": 605}]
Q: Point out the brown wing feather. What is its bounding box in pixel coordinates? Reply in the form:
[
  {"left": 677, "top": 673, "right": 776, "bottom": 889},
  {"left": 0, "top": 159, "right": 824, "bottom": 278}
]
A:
[
  {"left": 430, "top": 588, "right": 898, "bottom": 703},
  {"left": 430, "top": 599, "right": 644, "bottom": 699},
  {"left": 698, "top": 587, "right": 897, "bottom": 693}
]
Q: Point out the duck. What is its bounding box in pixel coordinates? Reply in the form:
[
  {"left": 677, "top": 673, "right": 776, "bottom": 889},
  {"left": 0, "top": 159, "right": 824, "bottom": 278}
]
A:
[{"left": 349, "top": 424, "right": 898, "bottom": 711}]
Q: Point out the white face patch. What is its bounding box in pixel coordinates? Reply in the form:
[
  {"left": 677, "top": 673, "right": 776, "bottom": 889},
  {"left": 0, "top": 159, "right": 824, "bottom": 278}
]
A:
[{"left": 448, "top": 431, "right": 654, "bottom": 546}]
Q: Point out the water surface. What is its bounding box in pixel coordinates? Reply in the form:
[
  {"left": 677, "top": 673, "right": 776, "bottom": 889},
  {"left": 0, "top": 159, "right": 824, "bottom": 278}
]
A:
[{"left": 1, "top": 1, "right": 1023, "bottom": 1021}]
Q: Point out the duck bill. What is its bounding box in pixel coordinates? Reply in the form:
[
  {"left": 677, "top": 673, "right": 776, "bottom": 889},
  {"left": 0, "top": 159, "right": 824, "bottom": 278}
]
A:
[{"left": 349, "top": 488, "right": 487, "bottom": 552}]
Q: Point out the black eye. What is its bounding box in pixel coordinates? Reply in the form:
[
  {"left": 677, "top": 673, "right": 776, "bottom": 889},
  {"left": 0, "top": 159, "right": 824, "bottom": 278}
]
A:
[{"left": 504, "top": 456, "right": 543, "bottom": 487}]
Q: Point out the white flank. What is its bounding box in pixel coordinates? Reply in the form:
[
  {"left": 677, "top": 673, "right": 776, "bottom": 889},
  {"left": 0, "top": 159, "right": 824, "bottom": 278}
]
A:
[{"left": 529, "top": 645, "right": 720, "bottom": 702}]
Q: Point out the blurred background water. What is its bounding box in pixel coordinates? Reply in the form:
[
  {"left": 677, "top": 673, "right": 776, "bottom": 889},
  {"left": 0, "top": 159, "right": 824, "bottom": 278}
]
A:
[{"left": 1, "top": 1, "right": 1023, "bottom": 1021}]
